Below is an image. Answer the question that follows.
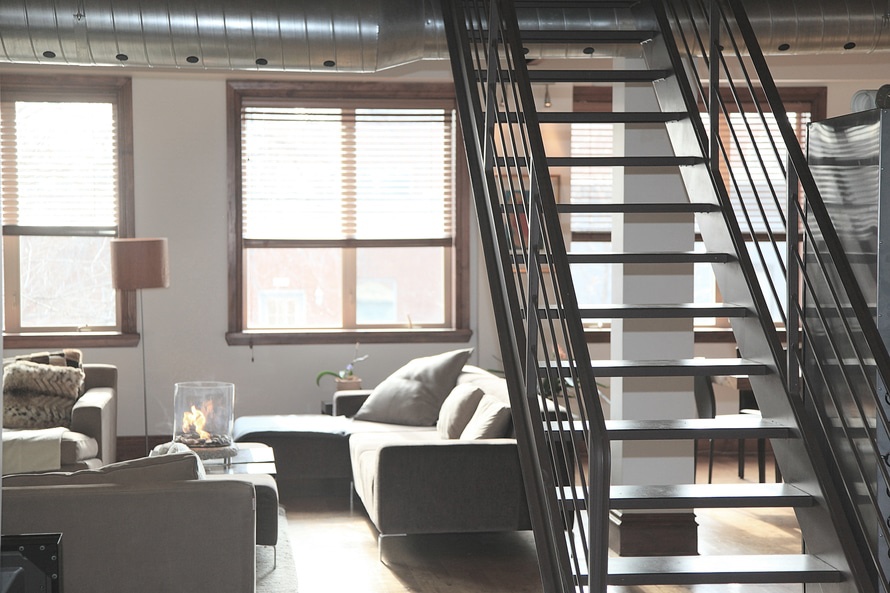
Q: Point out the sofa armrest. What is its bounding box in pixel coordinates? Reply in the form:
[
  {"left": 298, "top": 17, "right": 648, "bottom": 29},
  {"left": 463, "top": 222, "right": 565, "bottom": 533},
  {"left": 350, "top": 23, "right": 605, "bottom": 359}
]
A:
[
  {"left": 71, "top": 387, "right": 117, "bottom": 465},
  {"left": 2, "top": 480, "right": 255, "bottom": 593},
  {"left": 351, "top": 435, "right": 531, "bottom": 535},
  {"left": 82, "top": 363, "right": 117, "bottom": 392},
  {"left": 333, "top": 389, "right": 372, "bottom": 417}
]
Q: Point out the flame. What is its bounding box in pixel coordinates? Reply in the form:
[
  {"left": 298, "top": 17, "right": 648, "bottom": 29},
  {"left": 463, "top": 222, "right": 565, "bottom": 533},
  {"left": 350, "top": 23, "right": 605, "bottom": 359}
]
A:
[{"left": 182, "top": 403, "right": 211, "bottom": 440}]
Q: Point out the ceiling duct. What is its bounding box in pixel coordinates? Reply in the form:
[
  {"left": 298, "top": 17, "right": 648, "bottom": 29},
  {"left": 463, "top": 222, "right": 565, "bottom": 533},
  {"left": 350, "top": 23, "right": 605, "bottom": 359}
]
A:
[{"left": 0, "top": 0, "right": 887, "bottom": 73}]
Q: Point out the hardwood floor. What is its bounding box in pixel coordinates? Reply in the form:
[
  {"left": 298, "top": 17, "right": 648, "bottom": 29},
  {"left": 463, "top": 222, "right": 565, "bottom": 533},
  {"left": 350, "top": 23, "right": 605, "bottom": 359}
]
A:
[{"left": 282, "top": 449, "right": 802, "bottom": 593}]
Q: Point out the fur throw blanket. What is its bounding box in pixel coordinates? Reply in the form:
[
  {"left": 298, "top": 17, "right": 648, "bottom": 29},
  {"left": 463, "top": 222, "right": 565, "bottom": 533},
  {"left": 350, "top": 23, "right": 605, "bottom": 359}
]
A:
[{"left": 4, "top": 360, "right": 85, "bottom": 429}]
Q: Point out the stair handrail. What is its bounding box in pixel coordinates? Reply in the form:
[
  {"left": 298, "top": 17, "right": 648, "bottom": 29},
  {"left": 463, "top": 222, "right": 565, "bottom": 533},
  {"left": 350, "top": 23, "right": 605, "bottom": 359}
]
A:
[
  {"left": 441, "top": 1, "right": 611, "bottom": 591},
  {"left": 724, "top": 2, "right": 890, "bottom": 588},
  {"left": 663, "top": 0, "right": 890, "bottom": 588}
]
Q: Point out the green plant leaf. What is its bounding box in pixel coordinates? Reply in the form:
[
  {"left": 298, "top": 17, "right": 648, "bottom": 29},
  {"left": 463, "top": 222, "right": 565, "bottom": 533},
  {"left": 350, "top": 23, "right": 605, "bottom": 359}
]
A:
[{"left": 315, "top": 370, "right": 341, "bottom": 386}]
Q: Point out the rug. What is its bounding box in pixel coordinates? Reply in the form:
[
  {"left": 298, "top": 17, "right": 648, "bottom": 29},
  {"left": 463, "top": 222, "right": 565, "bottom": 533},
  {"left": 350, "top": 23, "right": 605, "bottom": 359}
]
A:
[{"left": 256, "top": 506, "right": 299, "bottom": 593}]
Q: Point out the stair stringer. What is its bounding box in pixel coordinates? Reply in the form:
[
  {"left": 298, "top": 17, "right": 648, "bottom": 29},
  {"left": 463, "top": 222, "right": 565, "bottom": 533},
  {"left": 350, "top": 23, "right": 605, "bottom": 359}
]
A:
[{"left": 638, "top": 19, "right": 873, "bottom": 593}]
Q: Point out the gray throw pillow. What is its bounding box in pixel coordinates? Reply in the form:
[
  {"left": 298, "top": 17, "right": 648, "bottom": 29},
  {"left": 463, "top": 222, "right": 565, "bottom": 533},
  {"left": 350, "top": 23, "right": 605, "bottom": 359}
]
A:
[
  {"left": 460, "top": 394, "right": 512, "bottom": 439},
  {"left": 353, "top": 348, "right": 473, "bottom": 426},
  {"left": 437, "top": 384, "right": 485, "bottom": 439}
]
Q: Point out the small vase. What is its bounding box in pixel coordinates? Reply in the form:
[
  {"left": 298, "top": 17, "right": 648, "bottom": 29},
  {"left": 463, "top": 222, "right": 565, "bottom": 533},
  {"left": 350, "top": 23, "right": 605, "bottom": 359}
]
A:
[{"left": 335, "top": 377, "right": 362, "bottom": 391}]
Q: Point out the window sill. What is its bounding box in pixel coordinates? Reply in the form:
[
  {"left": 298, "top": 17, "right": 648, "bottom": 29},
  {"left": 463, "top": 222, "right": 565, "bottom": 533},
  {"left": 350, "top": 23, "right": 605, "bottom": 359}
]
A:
[
  {"left": 4, "top": 332, "right": 140, "bottom": 350},
  {"left": 226, "top": 328, "right": 473, "bottom": 346}
]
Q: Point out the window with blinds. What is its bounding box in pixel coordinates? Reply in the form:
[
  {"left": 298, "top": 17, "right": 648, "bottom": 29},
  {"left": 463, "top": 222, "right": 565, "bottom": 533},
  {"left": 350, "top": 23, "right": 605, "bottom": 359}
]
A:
[
  {"left": 711, "top": 110, "right": 812, "bottom": 237},
  {"left": 1, "top": 102, "right": 119, "bottom": 230},
  {"left": 229, "top": 82, "right": 466, "bottom": 340},
  {"left": 241, "top": 107, "right": 453, "bottom": 241},
  {"left": 0, "top": 76, "right": 133, "bottom": 339}
]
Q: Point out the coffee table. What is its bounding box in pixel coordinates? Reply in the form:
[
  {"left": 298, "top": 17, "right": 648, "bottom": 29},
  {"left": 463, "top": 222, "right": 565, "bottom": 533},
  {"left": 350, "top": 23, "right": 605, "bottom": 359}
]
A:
[{"left": 202, "top": 442, "right": 277, "bottom": 476}]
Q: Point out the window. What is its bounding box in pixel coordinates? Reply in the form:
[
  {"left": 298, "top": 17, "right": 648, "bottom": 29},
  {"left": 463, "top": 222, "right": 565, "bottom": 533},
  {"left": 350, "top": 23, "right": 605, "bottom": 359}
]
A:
[
  {"left": 569, "top": 86, "right": 825, "bottom": 335},
  {"left": 1, "top": 75, "right": 135, "bottom": 347},
  {"left": 227, "top": 82, "right": 470, "bottom": 344}
]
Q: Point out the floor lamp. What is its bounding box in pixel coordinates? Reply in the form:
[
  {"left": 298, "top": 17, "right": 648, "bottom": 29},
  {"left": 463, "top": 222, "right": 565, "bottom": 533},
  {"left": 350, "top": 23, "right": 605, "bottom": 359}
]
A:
[{"left": 110, "top": 238, "right": 170, "bottom": 457}]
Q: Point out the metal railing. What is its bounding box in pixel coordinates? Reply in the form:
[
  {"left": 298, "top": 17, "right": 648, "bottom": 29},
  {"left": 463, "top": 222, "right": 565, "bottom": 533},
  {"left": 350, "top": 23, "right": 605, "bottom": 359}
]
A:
[
  {"left": 441, "top": 1, "right": 610, "bottom": 591},
  {"left": 662, "top": 0, "right": 890, "bottom": 589}
]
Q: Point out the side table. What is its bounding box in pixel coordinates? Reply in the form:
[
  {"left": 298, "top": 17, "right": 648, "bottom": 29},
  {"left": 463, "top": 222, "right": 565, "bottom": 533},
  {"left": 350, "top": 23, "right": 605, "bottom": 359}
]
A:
[
  {"left": 202, "top": 442, "right": 280, "bottom": 555},
  {"left": 202, "top": 441, "right": 277, "bottom": 475}
]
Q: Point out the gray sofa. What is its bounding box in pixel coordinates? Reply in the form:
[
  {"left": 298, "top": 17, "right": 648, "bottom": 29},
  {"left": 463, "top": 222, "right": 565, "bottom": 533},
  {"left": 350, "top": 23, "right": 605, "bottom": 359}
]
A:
[
  {"left": 3, "top": 363, "right": 117, "bottom": 473},
  {"left": 234, "top": 364, "right": 533, "bottom": 540},
  {"left": 2, "top": 452, "right": 257, "bottom": 592}
]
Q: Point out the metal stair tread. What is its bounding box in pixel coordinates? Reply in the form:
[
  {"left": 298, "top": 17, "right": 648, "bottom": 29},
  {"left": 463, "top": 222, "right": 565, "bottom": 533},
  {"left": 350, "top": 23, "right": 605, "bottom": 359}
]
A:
[
  {"left": 494, "top": 155, "right": 704, "bottom": 167},
  {"left": 608, "top": 416, "right": 793, "bottom": 440},
  {"left": 538, "top": 358, "right": 770, "bottom": 377},
  {"left": 604, "top": 554, "right": 842, "bottom": 585},
  {"left": 585, "top": 356, "right": 769, "bottom": 376},
  {"left": 561, "top": 251, "right": 733, "bottom": 264},
  {"left": 547, "top": 416, "right": 794, "bottom": 440},
  {"left": 556, "top": 201, "right": 718, "bottom": 214},
  {"left": 553, "top": 483, "right": 814, "bottom": 511},
  {"left": 479, "top": 69, "right": 672, "bottom": 83},
  {"left": 505, "top": 111, "right": 688, "bottom": 123},
  {"left": 549, "top": 155, "right": 705, "bottom": 167},
  {"left": 609, "top": 482, "right": 814, "bottom": 509},
  {"left": 571, "top": 303, "right": 750, "bottom": 319}
]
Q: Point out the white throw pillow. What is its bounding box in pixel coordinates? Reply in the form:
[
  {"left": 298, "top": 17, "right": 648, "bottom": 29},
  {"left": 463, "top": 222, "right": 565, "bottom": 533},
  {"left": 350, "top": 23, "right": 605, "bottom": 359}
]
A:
[
  {"left": 437, "top": 384, "right": 485, "bottom": 439},
  {"left": 353, "top": 348, "right": 473, "bottom": 426},
  {"left": 460, "top": 395, "right": 512, "bottom": 439}
]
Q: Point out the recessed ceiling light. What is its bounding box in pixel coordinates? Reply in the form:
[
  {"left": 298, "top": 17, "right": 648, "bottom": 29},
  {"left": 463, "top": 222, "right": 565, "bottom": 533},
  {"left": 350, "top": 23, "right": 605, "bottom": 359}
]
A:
[
  {"left": 186, "top": 55, "right": 200, "bottom": 64},
  {"left": 42, "top": 50, "right": 56, "bottom": 59},
  {"left": 777, "top": 43, "right": 790, "bottom": 52},
  {"left": 844, "top": 42, "right": 856, "bottom": 50},
  {"left": 324, "top": 60, "right": 336, "bottom": 68},
  {"left": 583, "top": 47, "right": 595, "bottom": 55},
  {"left": 255, "top": 58, "right": 268, "bottom": 66},
  {"left": 115, "top": 53, "right": 128, "bottom": 61}
]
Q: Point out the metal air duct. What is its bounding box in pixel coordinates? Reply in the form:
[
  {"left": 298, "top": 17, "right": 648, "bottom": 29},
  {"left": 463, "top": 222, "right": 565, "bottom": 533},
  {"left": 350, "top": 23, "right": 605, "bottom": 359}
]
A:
[{"left": 0, "top": 0, "right": 887, "bottom": 73}]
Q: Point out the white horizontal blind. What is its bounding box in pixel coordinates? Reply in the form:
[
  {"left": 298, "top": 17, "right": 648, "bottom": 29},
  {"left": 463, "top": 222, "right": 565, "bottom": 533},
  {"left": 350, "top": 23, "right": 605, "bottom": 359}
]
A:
[
  {"left": 1, "top": 101, "right": 119, "bottom": 230},
  {"left": 704, "top": 109, "right": 811, "bottom": 235},
  {"left": 242, "top": 106, "right": 454, "bottom": 241},
  {"left": 570, "top": 122, "right": 614, "bottom": 233}
]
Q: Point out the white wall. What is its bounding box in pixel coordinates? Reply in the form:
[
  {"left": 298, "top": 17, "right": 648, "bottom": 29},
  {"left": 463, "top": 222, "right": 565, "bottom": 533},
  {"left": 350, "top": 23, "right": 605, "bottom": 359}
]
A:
[
  {"left": 2, "top": 64, "right": 492, "bottom": 438},
  {"left": 2, "top": 50, "right": 888, "bottom": 437}
]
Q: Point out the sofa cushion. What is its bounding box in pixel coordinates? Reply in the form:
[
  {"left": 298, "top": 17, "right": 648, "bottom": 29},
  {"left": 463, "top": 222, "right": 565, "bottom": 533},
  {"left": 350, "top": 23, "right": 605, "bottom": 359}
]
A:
[
  {"left": 460, "top": 395, "right": 512, "bottom": 440},
  {"left": 60, "top": 430, "right": 99, "bottom": 465},
  {"left": 353, "top": 348, "right": 473, "bottom": 426},
  {"left": 3, "top": 361, "right": 86, "bottom": 429},
  {"left": 437, "top": 384, "right": 484, "bottom": 439},
  {"left": 3, "top": 452, "right": 203, "bottom": 486}
]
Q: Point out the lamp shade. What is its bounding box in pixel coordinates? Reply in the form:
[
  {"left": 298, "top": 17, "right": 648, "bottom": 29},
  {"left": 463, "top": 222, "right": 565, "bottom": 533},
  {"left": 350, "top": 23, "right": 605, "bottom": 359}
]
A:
[{"left": 110, "top": 238, "right": 170, "bottom": 290}]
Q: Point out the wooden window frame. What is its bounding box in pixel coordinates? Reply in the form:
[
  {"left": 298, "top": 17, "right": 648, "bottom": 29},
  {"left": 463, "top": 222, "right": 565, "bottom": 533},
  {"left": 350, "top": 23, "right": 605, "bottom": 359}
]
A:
[
  {"left": 225, "top": 81, "right": 471, "bottom": 346},
  {"left": 1, "top": 75, "right": 136, "bottom": 349}
]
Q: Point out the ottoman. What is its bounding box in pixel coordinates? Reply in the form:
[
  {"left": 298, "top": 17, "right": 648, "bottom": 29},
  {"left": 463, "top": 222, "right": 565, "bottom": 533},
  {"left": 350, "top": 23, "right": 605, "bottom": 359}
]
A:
[
  {"left": 233, "top": 414, "right": 431, "bottom": 498},
  {"left": 233, "top": 415, "right": 360, "bottom": 497}
]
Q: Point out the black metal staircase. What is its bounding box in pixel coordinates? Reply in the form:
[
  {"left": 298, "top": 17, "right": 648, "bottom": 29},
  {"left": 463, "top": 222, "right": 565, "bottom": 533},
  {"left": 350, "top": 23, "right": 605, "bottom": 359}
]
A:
[{"left": 442, "top": 0, "right": 890, "bottom": 592}]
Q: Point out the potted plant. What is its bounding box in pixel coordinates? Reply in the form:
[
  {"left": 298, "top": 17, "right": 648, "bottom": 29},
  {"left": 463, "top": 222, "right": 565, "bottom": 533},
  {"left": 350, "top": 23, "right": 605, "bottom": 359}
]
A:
[{"left": 315, "top": 343, "right": 369, "bottom": 391}]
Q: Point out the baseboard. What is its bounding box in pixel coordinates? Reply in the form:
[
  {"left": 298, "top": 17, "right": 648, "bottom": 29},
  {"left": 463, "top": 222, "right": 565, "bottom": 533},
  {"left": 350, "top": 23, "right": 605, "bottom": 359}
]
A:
[{"left": 609, "top": 510, "right": 698, "bottom": 556}]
